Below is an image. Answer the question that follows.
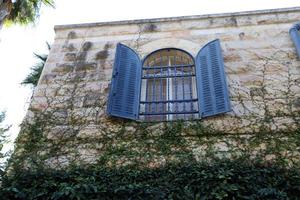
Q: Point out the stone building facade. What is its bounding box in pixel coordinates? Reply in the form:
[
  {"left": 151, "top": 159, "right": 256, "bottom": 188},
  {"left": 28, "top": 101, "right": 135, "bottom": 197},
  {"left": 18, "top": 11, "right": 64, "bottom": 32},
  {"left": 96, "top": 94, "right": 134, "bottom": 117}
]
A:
[{"left": 16, "top": 7, "right": 300, "bottom": 168}]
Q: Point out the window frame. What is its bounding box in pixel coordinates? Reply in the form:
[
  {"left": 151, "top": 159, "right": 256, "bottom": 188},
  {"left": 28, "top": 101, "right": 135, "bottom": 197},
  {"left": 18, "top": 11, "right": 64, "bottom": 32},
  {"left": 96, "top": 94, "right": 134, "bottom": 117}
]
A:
[
  {"left": 139, "top": 48, "right": 199, "bottom": 121},
  {"left": 107, "top": 39, "right": 231, "bottom": 122}
]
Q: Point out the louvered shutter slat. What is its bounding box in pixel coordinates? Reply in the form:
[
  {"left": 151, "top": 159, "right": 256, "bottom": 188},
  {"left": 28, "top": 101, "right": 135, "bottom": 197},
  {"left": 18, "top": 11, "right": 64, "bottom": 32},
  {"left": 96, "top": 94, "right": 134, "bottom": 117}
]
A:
[
  {"left": 195, "top": 39, "right": 231, "bottom": 117},
  {"left": 107, "top": 43, "right": 141, "bottom": 120}
]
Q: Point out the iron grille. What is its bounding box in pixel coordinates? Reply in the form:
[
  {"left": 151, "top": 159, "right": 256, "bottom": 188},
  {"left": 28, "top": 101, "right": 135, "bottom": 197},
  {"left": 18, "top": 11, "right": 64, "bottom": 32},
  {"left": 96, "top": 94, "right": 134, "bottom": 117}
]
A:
[{"left": 139, "top": 49, "right": 199, "bottom": 121}]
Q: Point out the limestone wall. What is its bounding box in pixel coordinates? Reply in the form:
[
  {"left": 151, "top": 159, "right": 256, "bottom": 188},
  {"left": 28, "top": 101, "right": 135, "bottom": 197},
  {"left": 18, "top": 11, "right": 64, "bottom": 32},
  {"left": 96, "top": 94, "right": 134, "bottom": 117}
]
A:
[{"left": 15, "top": 8, "right": 300, "bottom": 168}]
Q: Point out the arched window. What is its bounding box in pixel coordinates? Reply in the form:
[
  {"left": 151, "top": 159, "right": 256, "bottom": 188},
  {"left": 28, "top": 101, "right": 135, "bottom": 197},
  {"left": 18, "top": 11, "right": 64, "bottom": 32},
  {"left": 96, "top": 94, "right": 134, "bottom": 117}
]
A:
[
  {"left": 107, "top": 40, "right": 231, "bottom": 121},
  {"left": 139, "top": 49, "right": 199, "bottom": 121}
]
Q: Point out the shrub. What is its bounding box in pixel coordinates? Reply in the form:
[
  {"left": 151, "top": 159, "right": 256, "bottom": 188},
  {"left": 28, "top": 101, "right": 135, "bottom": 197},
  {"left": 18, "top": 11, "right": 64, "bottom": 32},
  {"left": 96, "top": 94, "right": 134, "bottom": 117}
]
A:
[{"left": 1, "top": 159, "right": 299, "bottom": 200}]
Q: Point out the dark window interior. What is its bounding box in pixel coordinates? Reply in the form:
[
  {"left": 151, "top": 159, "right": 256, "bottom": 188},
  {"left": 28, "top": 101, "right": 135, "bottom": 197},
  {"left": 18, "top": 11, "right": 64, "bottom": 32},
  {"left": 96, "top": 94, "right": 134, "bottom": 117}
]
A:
[{"left": 139, "top": 49, "right": 199, "bottom": 121}]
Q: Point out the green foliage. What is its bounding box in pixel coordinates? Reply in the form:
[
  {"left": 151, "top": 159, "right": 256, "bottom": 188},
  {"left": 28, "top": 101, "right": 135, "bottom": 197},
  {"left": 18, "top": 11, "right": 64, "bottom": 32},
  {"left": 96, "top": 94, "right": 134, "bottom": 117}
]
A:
[
  {"left": 0, "top": 111, "right": 10, "bottom": 178},
  {"left": 1, "top": 160, "right": 300, "bottom": 199},
  {"left": 5, "top": 0, "right": 55, "bottom": 25},
  {"left": 3, "top": 110, "right": 300, "bottom": 199},
  {"left": 22, "top": 42, "right": 50, "bottom": 87}
]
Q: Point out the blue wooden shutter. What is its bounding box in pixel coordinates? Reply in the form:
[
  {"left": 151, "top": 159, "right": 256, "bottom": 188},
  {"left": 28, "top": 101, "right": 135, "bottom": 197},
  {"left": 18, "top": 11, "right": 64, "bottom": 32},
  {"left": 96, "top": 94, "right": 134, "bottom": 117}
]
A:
[
  {"left": 195, "top": 39, "right": 231, "bottom": 118},
  {"left": 289, "top": 23, "right": 300, "bottom": 59},
  {"left": 107, "top": 43, "right": 142, "bottom": 120}
]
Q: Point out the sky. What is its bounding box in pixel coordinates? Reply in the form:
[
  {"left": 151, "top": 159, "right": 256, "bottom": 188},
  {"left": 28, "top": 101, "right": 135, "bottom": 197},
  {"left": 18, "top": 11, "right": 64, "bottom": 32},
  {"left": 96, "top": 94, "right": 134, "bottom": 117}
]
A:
[{"left": 0, "top": 0, "right": 299, "bottom": 150}]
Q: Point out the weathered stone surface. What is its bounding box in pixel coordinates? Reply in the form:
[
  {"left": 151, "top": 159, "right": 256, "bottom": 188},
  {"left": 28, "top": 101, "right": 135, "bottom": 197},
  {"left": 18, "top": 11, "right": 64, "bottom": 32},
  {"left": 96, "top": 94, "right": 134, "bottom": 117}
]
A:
[
  {"left": 67, "top": 31, "right": 77, "bottom": 39},
  {"left": 83, "top": 92, "right": 101, "bottom": 107},
  {"left": 82, "top": 41, "right": 92, "bottom": 51},
  {"left": 75, "top": 62, "right": 97, "bottom": 71},
  {"left": 62, "top": 43, "right": 77, "bottom": 52},
  {"left": 19, "top": 7, "right": 300, "bottom": 168},
  {"left": 75, "top": 52, "right": 87, "bottom": 61},
  {"left": 223, "top": 53, "right": 243, "bottom": 62},
  {"left": 52, "top": 63, "right": 74, "bottom": 73},
  {"left": 143, "top": 23, "right": 159, "bottom": 32},
  {"left": 95, "top": 50, "right": 109, "bottom": 60},
  {"left": 63, "top": 53, "right": 77, "bottom": 62},
  {"left": 294, "top": 98, "right": 300, "bottom": 108}
]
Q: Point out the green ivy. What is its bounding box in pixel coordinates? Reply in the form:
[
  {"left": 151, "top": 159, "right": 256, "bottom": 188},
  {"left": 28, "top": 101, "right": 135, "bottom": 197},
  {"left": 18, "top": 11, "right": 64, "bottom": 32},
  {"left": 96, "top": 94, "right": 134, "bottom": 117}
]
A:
[
  {"left": 1, "top": 159, "right": 300, "bottom": 200},
  {"left": 3, "top": 110, "right": 300, "bottom": 199}
]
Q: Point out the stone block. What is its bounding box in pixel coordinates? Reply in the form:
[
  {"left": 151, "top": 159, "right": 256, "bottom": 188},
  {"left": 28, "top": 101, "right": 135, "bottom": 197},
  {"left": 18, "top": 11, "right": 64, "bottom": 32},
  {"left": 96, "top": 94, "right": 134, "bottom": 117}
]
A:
[
  {"left": 52, "top": 63, "right": 74, "bottom": 73},
  {"left": 77, "top": 125, "right": 105, "bottom": 139},
  {"left": 83, "top": 93, "right": 101, "bottom": 107},
  {"left": 95, "top": 49, "right": 109, "bottom": 60},
  {"left": 61, "top": 43, "right": 78, "bottom": 52},
  {"left": 63, "top": 53, "right": 77, "bottom": 62},
  {"left": 18, "top": 8, "right": 300, "bottom": 169},
  {"left": 75, "top": 62, "right": 97, "bottom": 72}
]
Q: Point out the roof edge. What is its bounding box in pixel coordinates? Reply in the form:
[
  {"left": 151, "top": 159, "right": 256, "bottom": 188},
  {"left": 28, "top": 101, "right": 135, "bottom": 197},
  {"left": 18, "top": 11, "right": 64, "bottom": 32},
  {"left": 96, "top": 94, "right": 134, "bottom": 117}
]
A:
[{"left": 54, "top": 7, "right": 300, "bottom": 31}]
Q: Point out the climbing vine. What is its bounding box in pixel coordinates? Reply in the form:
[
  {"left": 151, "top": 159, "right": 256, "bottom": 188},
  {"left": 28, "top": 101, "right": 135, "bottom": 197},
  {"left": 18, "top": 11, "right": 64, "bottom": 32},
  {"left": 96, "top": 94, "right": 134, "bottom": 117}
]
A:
[{"left": 2, "top": 37, "right": 300, "bottom": 198}]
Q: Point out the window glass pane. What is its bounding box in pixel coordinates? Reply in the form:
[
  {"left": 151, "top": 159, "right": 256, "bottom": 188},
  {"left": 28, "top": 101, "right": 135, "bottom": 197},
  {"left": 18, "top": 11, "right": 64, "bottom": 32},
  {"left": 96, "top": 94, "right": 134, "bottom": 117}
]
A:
[{"left": 140, "top": 48, "right": 199, "bottom": 121}]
